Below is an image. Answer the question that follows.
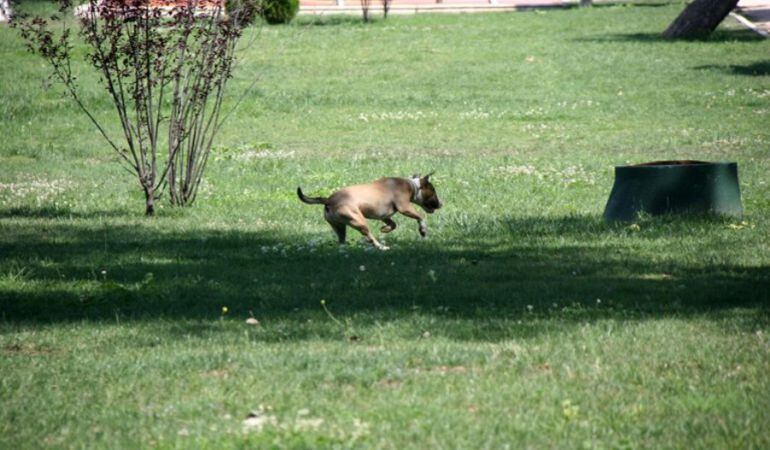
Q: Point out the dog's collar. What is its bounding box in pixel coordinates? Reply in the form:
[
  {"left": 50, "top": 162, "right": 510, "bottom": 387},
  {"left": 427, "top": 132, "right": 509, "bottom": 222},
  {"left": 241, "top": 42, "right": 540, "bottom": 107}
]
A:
[{"left": 408, "top": 177, "right": 422, "bottom": 202}]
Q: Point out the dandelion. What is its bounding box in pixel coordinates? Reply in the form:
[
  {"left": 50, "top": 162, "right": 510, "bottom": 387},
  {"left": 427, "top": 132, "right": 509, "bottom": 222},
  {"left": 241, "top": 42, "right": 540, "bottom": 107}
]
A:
[
  {"left": 562, "top": 399, "right": 579, "bottom": 420},
  {"left": 526, "top": 305, "right": 534, "bottom": 311},
  {"left": 359, "top": 265, "right": 366, "bottom": 272},
  {"left": 221, "top": 306, "right": 229, "bottom": 315},
  {"left": 320, "top": 299, "right": 344, "bottom": 327}
]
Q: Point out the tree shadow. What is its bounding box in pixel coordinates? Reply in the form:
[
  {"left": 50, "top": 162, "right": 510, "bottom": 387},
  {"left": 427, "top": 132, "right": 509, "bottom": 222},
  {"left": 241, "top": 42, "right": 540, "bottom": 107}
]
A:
[
  {"left": 694, "top": 61, "right": 770, "bottom": 77},
  {"left": 576, "top": 29, "right": 765, "bottom": 43},
  {"left": 0, "top": 215, "right": 767, "bottom": 342},
  {"left": 0, "top": 205, "right": 132, "bottom": 219},
  {"left": 293, "top": 15, "right": 374, "bottom": 27}
]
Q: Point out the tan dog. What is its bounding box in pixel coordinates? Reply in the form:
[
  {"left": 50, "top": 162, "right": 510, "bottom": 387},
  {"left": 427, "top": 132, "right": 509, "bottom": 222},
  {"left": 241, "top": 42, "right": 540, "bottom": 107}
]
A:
[{"left": 297, "top": 174, "right": 442, "bottom": 250}]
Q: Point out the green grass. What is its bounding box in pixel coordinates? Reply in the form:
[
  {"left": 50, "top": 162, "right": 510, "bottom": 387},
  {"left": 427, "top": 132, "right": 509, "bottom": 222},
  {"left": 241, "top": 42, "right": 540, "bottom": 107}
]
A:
[{"left": 2, "top": 2, "right": 770, "bottom": 448}]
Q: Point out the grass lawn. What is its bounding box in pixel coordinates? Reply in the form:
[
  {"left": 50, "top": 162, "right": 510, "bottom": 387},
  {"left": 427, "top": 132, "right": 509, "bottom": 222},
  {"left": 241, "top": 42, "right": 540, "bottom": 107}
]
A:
[{"left": 2, "top": 1, "right": 770, "bottom": 447}]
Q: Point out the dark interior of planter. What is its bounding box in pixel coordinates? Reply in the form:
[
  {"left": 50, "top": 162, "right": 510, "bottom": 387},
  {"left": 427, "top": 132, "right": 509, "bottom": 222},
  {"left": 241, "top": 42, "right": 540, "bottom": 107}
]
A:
[{"left": 631, "top": 160, "right": 709, "bottom": 167}]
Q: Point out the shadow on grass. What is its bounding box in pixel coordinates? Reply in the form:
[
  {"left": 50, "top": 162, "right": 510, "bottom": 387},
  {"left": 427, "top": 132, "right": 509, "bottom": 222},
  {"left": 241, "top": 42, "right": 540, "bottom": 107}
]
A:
[
  {"left": 293, "top": 15, "right": 375, "bottom": 27},
  {"left": 0, "top": 205, "right": 132, "bottom": 219},
  {"left": 694, "top": 61, "right": 770, "bottom": 77},
  {"left": 1, "top": 215, "right": 767, "bottom": 341},
  {"left": 576, "top": 29, "right": 765, "bottom": 43}
]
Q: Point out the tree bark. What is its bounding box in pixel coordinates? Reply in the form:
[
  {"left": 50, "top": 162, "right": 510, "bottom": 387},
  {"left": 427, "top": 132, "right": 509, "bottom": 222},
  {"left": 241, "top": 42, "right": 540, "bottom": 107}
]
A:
[
  {"left": 0, "top": 0, "right": 10, "bottom": 22},
  {"left": 580, "top": 0, "right": 592, "bottom": 7},
  {"left": 144, "top": 187, "right": 155, "bottom": 216},
  {"left": 663, "top": 0, "right": 739, "bottom": 39}
]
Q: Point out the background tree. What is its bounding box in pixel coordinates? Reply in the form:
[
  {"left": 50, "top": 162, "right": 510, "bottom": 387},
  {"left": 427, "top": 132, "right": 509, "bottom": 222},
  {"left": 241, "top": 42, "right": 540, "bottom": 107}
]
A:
[
  {"left": 663, "top": 0, "right": 740, "bottom": 39},
  {"left": 14, "top": 0, "right": 243, "bottom": 215},
  {"left": 1, "top": 0, "right": 10, "bottom": 21},
  {"left": 360, "top": 0, "right": 371, "bottom": 22}
]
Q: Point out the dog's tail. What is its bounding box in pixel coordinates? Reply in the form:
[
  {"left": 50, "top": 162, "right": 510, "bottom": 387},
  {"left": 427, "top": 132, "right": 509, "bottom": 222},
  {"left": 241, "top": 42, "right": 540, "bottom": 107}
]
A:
[{"left": 297, "top": 187, "right": 328, "bottom": 205}]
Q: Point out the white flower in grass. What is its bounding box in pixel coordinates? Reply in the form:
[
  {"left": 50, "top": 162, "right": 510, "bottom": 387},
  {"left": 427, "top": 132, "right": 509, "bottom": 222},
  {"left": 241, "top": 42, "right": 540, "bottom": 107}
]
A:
[
  {"left": 243, "top": 411, "right": 277, "bottom": 432},
  {"left": 359, "top": 265, "right": 366, "bottom": 272}
]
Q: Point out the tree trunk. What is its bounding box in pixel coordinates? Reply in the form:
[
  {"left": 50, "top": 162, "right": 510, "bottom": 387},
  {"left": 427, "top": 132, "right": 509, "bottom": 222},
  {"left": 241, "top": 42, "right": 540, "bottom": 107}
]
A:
[
  {"left": 580, "top": 0, "right": 592, "bottom": 7},
  {"left": 0, "top": 0, "right": 10, "bottom": 22},
  {"left": 663, "top": 0, "right": 739, "bottom": 39},
  {"left": 168, "top": 158, "right": 178, "bottom": 206},
  {"left": 361, "top": 0, "right": 370, "bottom": 22},
  {"left": 144, "top": 187, "right": 155, "bottom": 216}
]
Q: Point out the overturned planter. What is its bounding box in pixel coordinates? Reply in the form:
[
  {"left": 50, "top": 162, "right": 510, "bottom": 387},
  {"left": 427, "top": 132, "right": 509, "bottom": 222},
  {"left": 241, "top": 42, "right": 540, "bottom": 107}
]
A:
[{"left": 603, "top": 160, "right": 743, "bottom": 221}]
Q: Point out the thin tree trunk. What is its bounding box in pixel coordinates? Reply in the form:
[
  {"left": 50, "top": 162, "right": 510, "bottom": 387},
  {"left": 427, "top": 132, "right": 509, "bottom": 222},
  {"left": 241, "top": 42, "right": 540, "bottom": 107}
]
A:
[
  {"left": 361, "top": 0, "right": 370, "bottom": 22},
  {"left": 144, "top": 186, "right": 155, "bottom": 216},
  {"left": 663, "top": 0, "right": 739, "bottom": 39},
  {"left": 580, "top": 0, "right": 592, "bottom": 7}
]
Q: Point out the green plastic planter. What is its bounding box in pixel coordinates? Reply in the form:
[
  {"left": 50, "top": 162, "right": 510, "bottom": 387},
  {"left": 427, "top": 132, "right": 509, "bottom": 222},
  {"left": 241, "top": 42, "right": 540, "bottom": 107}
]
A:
[{"left": 603, "top": 160, "right": 743, "bottom": 221}]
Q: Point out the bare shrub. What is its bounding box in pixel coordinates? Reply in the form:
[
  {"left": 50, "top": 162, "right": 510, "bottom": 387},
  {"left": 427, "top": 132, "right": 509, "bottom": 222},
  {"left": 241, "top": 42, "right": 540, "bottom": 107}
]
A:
[{"left": 14, "top": 0, "right": 244, "bottom": 215}]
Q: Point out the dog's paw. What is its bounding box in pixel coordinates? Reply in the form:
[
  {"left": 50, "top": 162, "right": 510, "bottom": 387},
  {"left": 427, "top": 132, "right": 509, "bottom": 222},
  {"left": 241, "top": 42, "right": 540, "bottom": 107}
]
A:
[{"left": 419, "top": 227, "right": 427, "bottom": 238}]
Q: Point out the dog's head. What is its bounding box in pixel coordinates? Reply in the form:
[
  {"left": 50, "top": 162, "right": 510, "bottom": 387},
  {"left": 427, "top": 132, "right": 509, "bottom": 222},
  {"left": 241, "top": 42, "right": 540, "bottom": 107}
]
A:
[{"left": 413, "top": 172, "right": 442, "bottom": 214}]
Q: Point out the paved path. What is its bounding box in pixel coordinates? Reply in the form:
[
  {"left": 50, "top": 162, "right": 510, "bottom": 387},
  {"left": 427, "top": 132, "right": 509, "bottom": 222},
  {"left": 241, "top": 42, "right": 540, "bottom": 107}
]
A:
[
  {"left": 299, "top": 0, "right": 570, "bottom": 16},
  {"left": 301, "top": 0, "right": 770, "bottom": 30},
  {"left": 734, "top": 0, "right": 770, "bottom": 37}
]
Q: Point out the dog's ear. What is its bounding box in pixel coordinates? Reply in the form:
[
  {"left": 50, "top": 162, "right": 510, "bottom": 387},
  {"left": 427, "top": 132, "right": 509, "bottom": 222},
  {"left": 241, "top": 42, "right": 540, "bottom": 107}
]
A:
[
  {"left": 412, "top": 173, "right": 420, "bottom": 179},
  {"left": 422, "top": 171, "right": 435, "bottom": 182}
]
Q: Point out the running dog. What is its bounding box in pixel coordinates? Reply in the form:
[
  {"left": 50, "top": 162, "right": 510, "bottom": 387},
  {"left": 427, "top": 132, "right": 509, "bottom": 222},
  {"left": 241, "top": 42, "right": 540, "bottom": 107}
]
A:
[{"left": 297, "top": 173, "right": 442, "bottom": 250}]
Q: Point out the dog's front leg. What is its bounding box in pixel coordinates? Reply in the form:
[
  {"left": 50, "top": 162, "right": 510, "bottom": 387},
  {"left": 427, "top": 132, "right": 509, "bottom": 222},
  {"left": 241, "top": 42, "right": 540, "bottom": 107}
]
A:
[
  {"left": 398, "top": 206, "right": 427, "bottom": 237},
  {"left": 380, "top": 218, "right": 397, "bottom": 234}
]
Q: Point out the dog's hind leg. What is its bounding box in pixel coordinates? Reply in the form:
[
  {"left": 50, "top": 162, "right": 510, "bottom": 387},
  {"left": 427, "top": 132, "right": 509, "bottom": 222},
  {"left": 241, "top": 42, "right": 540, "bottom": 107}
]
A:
[
  {"left": 329, "top": 221, "right": 347, "bottom": 244},
  {"left": 347, "top": 213, "right": 388, "bottom": 251},
  {"left": 380, "top": 218, "right": 397, "bottom": 234},
  {"left": 324, "top": 206, "right": 347, "bottom": 244}
]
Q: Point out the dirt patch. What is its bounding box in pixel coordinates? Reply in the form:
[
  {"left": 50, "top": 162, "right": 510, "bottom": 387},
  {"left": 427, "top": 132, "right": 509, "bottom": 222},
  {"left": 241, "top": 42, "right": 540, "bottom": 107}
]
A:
[
  {"left": 419, "top": 365, "right": 470, "bottom": 375},
  {"left": 201, "top": 369, "right": 230, "bottom": 379},
  {"left": 2, "top": 343, "right": 58, "bottom": 356},
  {"left": 375, "top": 378, "right": 403, "bottom": 389}
]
